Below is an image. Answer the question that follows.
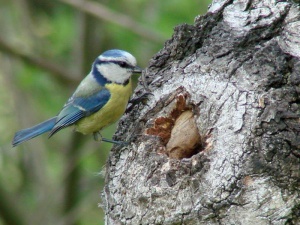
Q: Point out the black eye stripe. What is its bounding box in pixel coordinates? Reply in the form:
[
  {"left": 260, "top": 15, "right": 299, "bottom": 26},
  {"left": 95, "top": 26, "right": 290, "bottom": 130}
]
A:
[
  {"left": 96, "top": 60, "right": 132, "bottom": 68},
  {"left": 118, "top": 61, "right": 128, "bottom": 68}
]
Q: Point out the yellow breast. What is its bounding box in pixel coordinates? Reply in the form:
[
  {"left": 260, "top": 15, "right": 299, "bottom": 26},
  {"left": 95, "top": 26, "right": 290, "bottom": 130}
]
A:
[{"left": 74, "top": 80, "right": 132, "bottom": 135}]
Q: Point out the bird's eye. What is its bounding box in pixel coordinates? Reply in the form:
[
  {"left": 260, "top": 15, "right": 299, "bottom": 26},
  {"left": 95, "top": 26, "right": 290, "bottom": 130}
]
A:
[{"left": 119, "top": 62, "right": 128, "bottom": 68}]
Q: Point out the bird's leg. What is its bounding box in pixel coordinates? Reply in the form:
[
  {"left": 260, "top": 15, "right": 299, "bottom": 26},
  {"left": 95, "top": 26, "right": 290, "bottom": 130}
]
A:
[
  {"left": 93, "top": 132, "right": 128, "bottom": 145},
  {"left": 93, "top": 132, "right": 102, "bottom": 142}
]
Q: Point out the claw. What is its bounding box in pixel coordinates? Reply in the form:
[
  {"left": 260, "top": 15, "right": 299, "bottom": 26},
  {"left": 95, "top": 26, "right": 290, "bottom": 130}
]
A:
[
  {"left": 126, "top": 92, "right": 153, "bottom": 113},
  {"left": 129, "top": 92, "right": 153, "bottom": 105}
]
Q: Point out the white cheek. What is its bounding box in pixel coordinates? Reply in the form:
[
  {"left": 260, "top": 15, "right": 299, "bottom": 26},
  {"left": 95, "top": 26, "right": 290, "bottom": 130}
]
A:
[{"left": 97, "top": 64, "right": 131, "bottom": 83}]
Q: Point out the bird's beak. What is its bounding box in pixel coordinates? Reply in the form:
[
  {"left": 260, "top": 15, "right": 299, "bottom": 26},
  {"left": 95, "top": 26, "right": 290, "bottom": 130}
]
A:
[{"left": 133, "top": 66, "right": 143, "bottom": 73}]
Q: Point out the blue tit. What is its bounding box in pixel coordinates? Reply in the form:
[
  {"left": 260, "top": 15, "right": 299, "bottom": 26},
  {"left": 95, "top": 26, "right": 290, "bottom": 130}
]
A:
[{"left": 12, "top": 49, "right": 142, "bottom": 147}]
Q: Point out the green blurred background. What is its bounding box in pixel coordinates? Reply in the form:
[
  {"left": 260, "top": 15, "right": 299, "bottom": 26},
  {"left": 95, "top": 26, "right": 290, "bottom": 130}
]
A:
[{"left": 0, "top": 0, "right": 211, "bottom": 224}]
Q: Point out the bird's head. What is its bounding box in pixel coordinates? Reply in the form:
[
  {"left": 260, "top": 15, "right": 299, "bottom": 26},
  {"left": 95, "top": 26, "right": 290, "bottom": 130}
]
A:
[{"left": 92, "top": 49, "right": 142, "bottom": 85}]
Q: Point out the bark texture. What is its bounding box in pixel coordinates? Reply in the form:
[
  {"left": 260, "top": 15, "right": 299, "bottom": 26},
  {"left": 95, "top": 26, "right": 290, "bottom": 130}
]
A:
[{"left": 103, "top": 0, "right": 300, "bottom": 224}]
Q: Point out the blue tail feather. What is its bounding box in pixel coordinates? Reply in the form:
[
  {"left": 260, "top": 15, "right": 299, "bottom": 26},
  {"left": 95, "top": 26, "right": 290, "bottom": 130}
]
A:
[{"left": 12, "top": 117, "right": 57, "bottom": 147}]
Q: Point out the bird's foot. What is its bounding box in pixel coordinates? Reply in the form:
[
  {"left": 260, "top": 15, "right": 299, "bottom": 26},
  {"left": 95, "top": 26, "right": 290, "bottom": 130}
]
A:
[
  {"left": 126, "top": 92, "right": 153, "bottom": 113},
  {"left": 129, "top": 92, "right": 153, "bottom": 105}
]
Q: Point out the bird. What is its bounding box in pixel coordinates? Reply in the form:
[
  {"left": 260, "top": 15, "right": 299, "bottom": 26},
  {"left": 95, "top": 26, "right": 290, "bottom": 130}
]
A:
[{"left": 12, "top": 49, "right": 142, "bottom": 147}]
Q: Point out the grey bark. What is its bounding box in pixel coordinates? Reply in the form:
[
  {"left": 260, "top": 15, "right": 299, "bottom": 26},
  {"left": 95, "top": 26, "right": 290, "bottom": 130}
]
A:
[{"left": 103, "top": 0, "right": 300, "bottom": 224}]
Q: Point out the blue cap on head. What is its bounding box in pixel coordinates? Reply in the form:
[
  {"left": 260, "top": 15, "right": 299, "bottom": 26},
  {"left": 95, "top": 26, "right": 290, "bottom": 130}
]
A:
[
  {"left": 98, "top": 49, "right": 137, "bottom": 67},
  {"left": 101, "top": 49, "right": 127, "bottom": 58}
]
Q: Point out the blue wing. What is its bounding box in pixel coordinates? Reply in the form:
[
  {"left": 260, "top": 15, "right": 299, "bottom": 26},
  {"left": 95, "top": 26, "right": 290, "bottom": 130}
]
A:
[{"left": 49, "top": 88, "right": 111, "bottom": 137}]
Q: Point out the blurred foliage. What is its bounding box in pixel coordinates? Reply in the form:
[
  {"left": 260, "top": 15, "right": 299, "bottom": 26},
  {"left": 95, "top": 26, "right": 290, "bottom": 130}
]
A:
[{"left": 0, "top": 0, "right": 211, "bottom": 224}]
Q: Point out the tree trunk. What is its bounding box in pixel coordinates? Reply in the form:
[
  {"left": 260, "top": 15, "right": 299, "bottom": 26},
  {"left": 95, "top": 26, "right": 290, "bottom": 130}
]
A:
[{"left": 103, "top": 0, "right": 300, "bottom": 224}]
